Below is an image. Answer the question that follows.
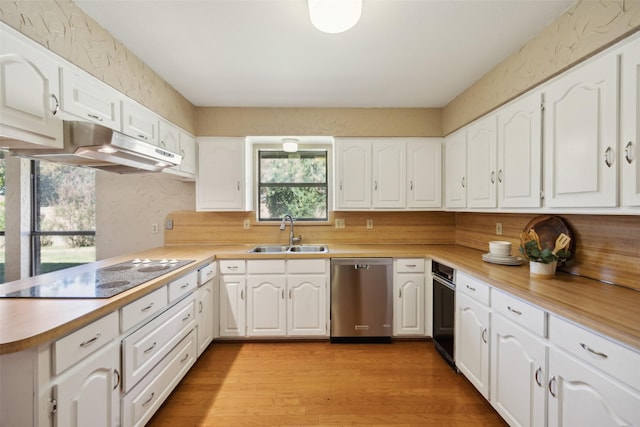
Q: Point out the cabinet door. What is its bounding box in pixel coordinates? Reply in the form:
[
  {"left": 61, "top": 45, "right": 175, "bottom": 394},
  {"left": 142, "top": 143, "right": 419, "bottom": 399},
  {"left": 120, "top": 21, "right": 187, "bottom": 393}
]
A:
[
  {"left": 467, "top": 115, "right": 497, "bottom": 208},
  {"left": 247, "top": 275, "right": 287, "bottom": 336},
  {"left": 196, "top": 281, "right": 214, "bottom": 356},
  {"left": 621, "top": 36, "right": 640, "bottom": 207},
  {"left": 197, "top": 138, "right": 246, "bottom": 211},
  {"left": 497, "top": 91, "right": 542, "bottom": 208},
  {"left": 543, "top": 51, "right": 618, "bottom": 207},
  {"left": 455, "top": 292, "right": 490, "bottom": 399},
  {"left": 444, "top": 129, "right": 467, "bottom": 208},
  {"left": 60, "top": 68, "right": 121, "bottom": 130},
  {"left": 159, "top": 119, "right": 180, "bottom": 153},
  {"left": 393, "top": 274, "right": 425, "bottom": 336},
  {"left": 548, "top": 347, "right": 640, "bottom": 427},
  {"left": 287, "top": 275, "right": 327, "bottom": 336},
  {"left": 0, "top": 26, "right": 63, "bottom": 148},
  {"left": 372, "top": 140, "right": 406, "bottom": 208},
  {"left": 219, "top": 275, "right": 246, "bottom": 337},
  {"left": 121, "top": 100, "right": 159, "bottom": 145},
  {"left": 179, "top": 131, "right": 197, "bottom": 175},
  {"left": 335, "top": 139, "right": 372, "bottom": 209},
  {"left": 407, "top": 139, "right": 442, "bottom": 208},
  {"left": 491, "top": 314, "right": 546, "bottom": 427},
  {"left": 55, "top": 342, "right": 120, "bottom": 427}
]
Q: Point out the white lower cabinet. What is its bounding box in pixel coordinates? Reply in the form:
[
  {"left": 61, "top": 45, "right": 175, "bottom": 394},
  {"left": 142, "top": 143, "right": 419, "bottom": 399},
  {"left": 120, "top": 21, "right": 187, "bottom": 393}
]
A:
[
  {"left": 394, "top": 259, "right": 426, "bottom": 336},
  {"left": 196, "top": 278, "right": 215, "bottom": 356},
  {"left": 456, "top": 292, "right": 490, "bottom": 399},
  {"left": 247, "top": 274, "right": 287, "bottom": 336},
  {"left": 287, "top": 274, "right": 327, "bottom": 336},
  {"left": 219, "top": 260, "right": 247, "bottom": 337}
]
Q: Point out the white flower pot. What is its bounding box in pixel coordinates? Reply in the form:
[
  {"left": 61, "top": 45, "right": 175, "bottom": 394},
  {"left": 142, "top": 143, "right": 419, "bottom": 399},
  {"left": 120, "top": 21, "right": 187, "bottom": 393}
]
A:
[{"left": 529, "top": 260, "right": 557, "bottom": 279}]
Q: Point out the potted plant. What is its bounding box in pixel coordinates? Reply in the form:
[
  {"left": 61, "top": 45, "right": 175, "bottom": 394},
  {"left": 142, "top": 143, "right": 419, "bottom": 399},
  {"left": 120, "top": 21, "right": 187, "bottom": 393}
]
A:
[{"left": 520, "top": 231, "right": 571, "bottom": 278}]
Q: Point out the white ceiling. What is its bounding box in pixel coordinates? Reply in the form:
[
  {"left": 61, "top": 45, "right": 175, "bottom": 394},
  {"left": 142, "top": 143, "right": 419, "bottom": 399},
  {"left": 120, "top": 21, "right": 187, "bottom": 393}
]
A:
[{"left": 74, "top": 0, "right": 574, "bottom": 108}]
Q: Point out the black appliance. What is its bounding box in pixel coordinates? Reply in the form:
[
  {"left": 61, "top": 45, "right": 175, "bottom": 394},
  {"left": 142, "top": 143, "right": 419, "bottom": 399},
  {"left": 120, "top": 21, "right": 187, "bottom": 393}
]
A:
[{"left": 432, "top": 260, "right": 456, "bottom": 369}]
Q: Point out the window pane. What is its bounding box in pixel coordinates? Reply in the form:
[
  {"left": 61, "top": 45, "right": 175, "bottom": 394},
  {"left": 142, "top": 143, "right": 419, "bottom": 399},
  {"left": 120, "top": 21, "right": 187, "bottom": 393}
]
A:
[
  {"left": 38, "top": 235, "right": 96, "bottom": 275},
  {"left": 259, "top": 186, "right": 327, "bottom": 220},
  {"left": 260, "top": 152, "right": 327, "bottom": 184},
  {"left": 0, "top": 152, "right": 4, "bottom": 283}
]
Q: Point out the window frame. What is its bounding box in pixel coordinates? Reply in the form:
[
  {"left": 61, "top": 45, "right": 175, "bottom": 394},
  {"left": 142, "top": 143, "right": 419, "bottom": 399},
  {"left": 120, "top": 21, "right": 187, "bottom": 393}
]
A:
[{"left": 253, "top": 143, "right": 333, "bottom": 224}]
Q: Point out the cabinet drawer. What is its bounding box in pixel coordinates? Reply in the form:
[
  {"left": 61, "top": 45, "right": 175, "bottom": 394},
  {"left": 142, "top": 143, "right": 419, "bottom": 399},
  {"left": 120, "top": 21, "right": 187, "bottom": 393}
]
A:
[
  {"left": 549, "top": 315, "right": 640, "bottom": 391},
  {"left": 396, "top": 258, "right": 425, "bottom": 273},
  {"left": 121, "top": 286, "right": 168, "bottom": 332},
  {"left": 122, "top": 294, "right": 195, "bottom": 392},
  {"left": 122, "top": 330, "right": 197, "bottom": 427},
  {"left": 52, "top": 311, "right": 119, "bottom": 375},
  {"left": 456, "top": 272, "right": 490, "bottom": 306},
  {"left": 247, "top": 259, "right": 286, "bottom": 274},
  {"left": 168, "top": 270, "right": 197, "bottom": 302},
  {"left": 492, "top": 290, "right": 545, "bottom": 337},
  {"left": 287, "top": 259, "right": 326, "bottom": 274},
  {"left": 198, "top": 263, "right": 215, "bottom": 285},
  {"left": 219, "top": 260, "right": 246, "bottom": 274}
]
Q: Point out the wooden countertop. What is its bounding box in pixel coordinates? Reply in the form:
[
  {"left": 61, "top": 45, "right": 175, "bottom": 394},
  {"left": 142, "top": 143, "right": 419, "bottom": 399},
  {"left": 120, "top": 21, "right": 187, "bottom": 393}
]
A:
[{"left": 1, "top": 244, "right": 639, "bottom": 355}]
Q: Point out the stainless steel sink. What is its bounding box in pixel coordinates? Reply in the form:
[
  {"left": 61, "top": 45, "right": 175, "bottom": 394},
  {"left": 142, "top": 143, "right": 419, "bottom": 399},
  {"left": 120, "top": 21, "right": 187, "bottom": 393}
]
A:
[
  {"left": 247, "top": 244, "right": 329, "bottom": 254},
  {"left": 287, "top": 245, "right": 329, "bottom": 253}
]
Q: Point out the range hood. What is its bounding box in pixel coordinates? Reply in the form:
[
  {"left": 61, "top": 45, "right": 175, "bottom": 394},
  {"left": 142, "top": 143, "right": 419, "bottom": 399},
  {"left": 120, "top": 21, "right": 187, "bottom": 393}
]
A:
[{"left": 9, "top": 121, "right": 181, "bottom": 174}]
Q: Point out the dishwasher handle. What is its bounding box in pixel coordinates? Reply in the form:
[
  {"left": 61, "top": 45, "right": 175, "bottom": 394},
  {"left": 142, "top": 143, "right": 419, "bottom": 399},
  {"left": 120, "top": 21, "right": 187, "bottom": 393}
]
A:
[{"left": 354, "top": 264, "right": 370, "bottom": 270}]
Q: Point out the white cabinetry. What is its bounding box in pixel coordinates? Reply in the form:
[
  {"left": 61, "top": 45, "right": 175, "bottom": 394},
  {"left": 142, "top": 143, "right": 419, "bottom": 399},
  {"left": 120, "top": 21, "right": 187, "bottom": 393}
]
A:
[
  {"left": 490, "top": 290, "right": 547, "bottom": 427},
  {"left": 196, "top": 263, "right": 216, "bottom": 356},
  {"left": 497, "top": 91, "right": 542, "bottom": 208},
  {"left": 543, "top": 50, "right": 618, "bottom": 207},
  {"left": 219, "top": 260, "right": 247, "bottom": 337},
  {"left": 60, "top": 67, "right": 121, "bottom": 130},
  {"left": 393, "top": 258, "right": 425, "bottom": 336},
  {"left": 407, "top": 140, "right": 442, "bottom": 208},
  {"left": 121, "top": 99, "right": 159, "bottom": 145},
  {"left": 621, "top": 36, "right": 640, "bottom": 207},
  {"left": 372, "top": 140, "right": 406, "bottom": 208},
  {"left": 0, "top": 23, "right": 63, "bottom": 148},
  {"left": 335, "top": 139, "right": 372, "bottom": 209},
  {"left": 247, "top": 260, "right": 287, "bottom": 336},
  {"left": 287, "top": 259, "right": 328, "bottom": 336},
  {"left": 444, "top": 129, "right": 467, "bottom": 208},
  {"left": 466, "top": 115, "right": 497, "bottom": 208},
  {"left": 455, "top": 273, "right": 491, "bottom": 399},
  {"left": 197, "top": 138, "right": 250, "bottom": 211}
]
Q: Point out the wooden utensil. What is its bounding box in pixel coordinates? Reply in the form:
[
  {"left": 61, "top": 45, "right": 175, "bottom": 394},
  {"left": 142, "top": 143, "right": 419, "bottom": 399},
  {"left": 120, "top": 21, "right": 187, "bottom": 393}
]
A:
[
  {"left": 552, "top": 233, "right": 571, "bottom": 255},
  {"left": 529, "top": 229, "right": 542, "bottom": 250}
]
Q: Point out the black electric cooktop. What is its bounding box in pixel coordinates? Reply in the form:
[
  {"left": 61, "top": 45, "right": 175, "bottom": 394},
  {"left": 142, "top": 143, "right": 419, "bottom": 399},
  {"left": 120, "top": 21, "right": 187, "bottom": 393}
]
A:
[{"left": 0, "top": 259, "right": 195, "bottom": 299}]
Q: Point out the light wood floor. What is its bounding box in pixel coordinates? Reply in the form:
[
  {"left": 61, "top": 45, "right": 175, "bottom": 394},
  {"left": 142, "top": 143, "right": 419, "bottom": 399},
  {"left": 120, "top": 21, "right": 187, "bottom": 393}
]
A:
[{"left": 147, "top": 341, "right": 507, "bottom": 426}]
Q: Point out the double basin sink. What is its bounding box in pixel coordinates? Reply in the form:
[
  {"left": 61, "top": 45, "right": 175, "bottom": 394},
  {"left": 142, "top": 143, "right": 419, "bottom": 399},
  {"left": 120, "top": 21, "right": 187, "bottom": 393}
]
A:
[{"left": 248, "top": 245, "right": 329, "bottom": 254}]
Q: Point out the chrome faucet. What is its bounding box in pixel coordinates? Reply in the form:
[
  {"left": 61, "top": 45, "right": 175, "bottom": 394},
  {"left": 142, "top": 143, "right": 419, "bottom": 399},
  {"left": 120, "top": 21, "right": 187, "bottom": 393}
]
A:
[{"left": 280, "top": 214, "right": 302, "bottom": 246}]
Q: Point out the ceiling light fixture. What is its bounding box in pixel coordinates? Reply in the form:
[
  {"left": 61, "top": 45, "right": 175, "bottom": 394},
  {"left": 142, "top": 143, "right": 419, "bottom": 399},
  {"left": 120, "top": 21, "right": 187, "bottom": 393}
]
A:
[
  {"left": 308, "top": 0, "right": 362, "bottom": 34},
  {"left": 282, "top": 138, "right": 299, "bottom": 153}
]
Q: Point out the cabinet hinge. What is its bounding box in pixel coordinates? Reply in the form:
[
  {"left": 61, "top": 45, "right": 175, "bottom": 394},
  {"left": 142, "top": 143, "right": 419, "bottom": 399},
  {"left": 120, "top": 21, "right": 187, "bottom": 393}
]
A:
[{"left": 48, "top": 388, "right": 58, "bottom": 415}]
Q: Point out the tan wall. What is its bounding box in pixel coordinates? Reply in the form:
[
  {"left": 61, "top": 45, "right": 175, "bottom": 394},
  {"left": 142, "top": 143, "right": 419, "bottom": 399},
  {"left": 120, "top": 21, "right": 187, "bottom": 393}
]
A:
[
  {"left": 0, "top": 0, "right": 195, "bottom": 133},
  {"left": 196, "top": 107, "right": 442, "bottom": 137},
  {"left": 442, "top": 0, "right": 640, "bottom": 135}
]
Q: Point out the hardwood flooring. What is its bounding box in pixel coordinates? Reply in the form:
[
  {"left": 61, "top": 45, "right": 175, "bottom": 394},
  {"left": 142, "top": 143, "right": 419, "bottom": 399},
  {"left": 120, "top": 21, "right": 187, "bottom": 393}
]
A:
[{"left": 147, "top": 341, "right": 506, "bottom": 426}]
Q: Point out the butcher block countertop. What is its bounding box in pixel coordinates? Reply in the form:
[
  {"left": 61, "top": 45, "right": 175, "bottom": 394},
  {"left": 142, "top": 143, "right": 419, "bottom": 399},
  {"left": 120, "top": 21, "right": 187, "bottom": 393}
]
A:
[{"left": 1, "top": 244, "right": 639, "bottom": 355}]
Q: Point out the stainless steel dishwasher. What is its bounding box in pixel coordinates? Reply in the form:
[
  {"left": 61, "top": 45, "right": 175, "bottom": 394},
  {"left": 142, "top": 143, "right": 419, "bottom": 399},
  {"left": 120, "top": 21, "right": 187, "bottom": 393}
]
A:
[{"left": 330, "top": 258, "right": 393, "bottom": 343}]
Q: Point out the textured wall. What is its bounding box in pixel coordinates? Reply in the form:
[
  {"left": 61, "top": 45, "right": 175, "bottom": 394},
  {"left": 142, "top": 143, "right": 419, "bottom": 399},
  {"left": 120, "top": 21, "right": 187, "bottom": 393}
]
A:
[
  {"left": 443, "top": 0, "right": 640, "bottom": 134},
  {"left": 0, "top": 0, "right": 195, "bottom": 133},
  {"left": 95, "top": 172, "right": 195, "bottom": 260},
  {"left": 196, "top": 107, "right": 442, "bottom": 137}
]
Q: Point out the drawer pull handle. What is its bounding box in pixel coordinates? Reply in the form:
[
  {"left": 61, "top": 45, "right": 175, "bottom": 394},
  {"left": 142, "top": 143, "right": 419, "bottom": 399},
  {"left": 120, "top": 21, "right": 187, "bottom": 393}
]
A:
[
  {"left": 580, "top": 342, "right": 608, "bottom": 359},
  {"left": 399, "top": 289, "right": 402, "bottom": 299},
  {"left": 466, "top": 285, "right": 476, "bottom": 292},
  {"left": 282, "top": 289, "right": 285, "bottom": 299},
  {"left": 604, "top": 146, "right": 613, "bottom": 168},
  {"left": 138, "top": 134, "right": 148, "bottom": 140},
  {"left": 289, "top": 290, "right": 292, "bottom": 299},
  {"left": 180, "top": 353, "right": 189, "bottom": 363},
  {"left": 180, "top": 282, "right": 190, "bottom": 289},
  {"left": 80, "top": 333, "right": 101, "bottom": 348},
  {"left": 241, "top": 289, "right": 244, "bottom": 300},
  {"left": 113, "top": 369, "right": 121, "bottom": 390},
  {"left": 534, "top": 366, "right": 543, "bottom": 387},
  {"left": 141, "top": 302, "right": 154, "bottom": 312},
  {"left": 490, "top": 171, "right": 495, "bottom": 184},
  {"left": 406, "top": 264, "right": 417, "bottom": 268},
  {"left": 182, "top": 313, "right": 191, "bottom": 322},
  {"left": 625, "top": 141, "right": 634, "bottom": 164},
  {"left": 227, "top": 266, "right": 238, "bottom": 271},
  {"left": 144, "top": 342, "right": 157, "bottom": 354},
  {"left": 142, "top": 392, "right": 155, "bottom": 407},
  {"left": 87, "top": 113, "right": 103, "bottom": 122},
  {"left": 481, "top": 328, "right": 487, "bottom": 344},
  {"left": 548, "top": 376, "right": 557, "bottom": 398},
  {"left": 507, "top": 306, "right": 522, "bottom": 316},
  {"left": 50, "top": 94, "right": 60, "bottom": 115},
  {"left": 199, "top": 301, "right": 203, "bottom": 313}
]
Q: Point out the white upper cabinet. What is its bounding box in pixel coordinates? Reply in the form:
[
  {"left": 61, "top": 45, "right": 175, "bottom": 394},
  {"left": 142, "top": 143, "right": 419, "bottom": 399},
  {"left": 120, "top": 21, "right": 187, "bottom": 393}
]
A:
[
  {"left": 407, "top": 139, "right": 442, "bottom": 208},
  {"left": 620, "top": 36, "right": 640, "bottom": 207},
  {"left": 121, "top": 99, "right": 159, "bottom": 145},
  {"left": 335, "top": 138, "right": 372, "bottom": 209},
  {"left": 197, "top": 137, "right": 249, "bottom": 211},
  {"left": 0, "top": 23, "right": 63, "bottom": 148},
  {"left": 178, "top": 130, "right": 197, "bottom": 176},
  {"left": 466, "top": 114, "right": 497, "bottom": 208},
  {"left": 60, "top": 67, "right": 121, "bottom": 130},
  {"left": 497, "top": 91, "right": 542, "bottom": 208},
  {"left": 372, "top": 140, "right": 406, "bottom": 208},
  {"left": 444, "top": 129, "right": 467, "bottom": 208},
  {"left": 543, "top": 50, "right": 619, "bottom": 208}
]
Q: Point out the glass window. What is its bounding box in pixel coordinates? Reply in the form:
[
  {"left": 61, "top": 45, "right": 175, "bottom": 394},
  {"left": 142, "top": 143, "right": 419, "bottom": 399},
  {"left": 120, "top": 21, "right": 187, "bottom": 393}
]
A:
[
  {"left": 258, "top": 150, "right": 328, "bottom": 221},
  {"left": 0, "top": 152, "right": 5, "bottom": 283},
  {"left": 32, "top": 161, "right": 96, "bottom": 275}
]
